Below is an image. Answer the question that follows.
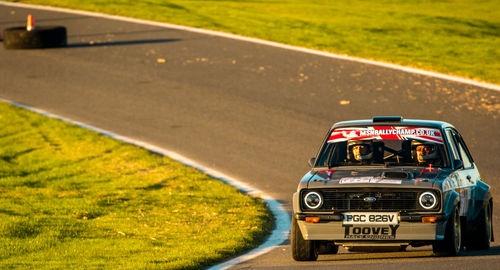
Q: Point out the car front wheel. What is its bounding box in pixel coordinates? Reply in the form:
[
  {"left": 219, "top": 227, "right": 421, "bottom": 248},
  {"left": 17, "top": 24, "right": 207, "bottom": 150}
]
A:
[
  {"left": 433, "top": 206, "right": 461, "bottom": 256},
  {"left": 291, "top": 216, "right": 318, "bottom": 261}
]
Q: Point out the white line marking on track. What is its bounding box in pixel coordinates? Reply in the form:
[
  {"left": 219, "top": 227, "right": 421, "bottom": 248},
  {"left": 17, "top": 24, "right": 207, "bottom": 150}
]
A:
[
  {"left": 0, "top": 98, "right": 290, "bottom": 269},
  {"left": 0, "top": 1, "right": 499, "bottom": 92}
]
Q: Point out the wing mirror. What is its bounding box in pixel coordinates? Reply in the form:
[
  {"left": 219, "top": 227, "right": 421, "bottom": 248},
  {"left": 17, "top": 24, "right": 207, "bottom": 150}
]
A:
[
  {"left": 453, "top": 159, "right": 464, "bottom": 170},
  {"left": 308, "top": 157, "right": 316, "bottom": 167}
]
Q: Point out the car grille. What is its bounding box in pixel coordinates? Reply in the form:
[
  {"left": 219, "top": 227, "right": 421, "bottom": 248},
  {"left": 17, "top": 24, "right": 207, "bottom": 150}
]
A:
[{"left": 303, "top": 189, "right": 421, "bottom": 211}]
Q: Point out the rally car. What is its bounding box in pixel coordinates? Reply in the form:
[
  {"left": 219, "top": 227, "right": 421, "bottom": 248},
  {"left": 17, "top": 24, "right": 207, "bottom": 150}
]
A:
[{"left": 292, "top": 116, "right": 493, "bottom": 261}]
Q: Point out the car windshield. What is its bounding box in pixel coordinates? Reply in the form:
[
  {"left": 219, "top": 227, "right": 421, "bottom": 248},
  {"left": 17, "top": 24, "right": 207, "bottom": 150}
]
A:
[{"left": 316, "top": 126, "right": 450, "bottom": 168}]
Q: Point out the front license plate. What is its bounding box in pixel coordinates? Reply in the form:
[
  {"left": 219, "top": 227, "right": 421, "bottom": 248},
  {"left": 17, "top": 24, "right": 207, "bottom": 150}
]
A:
[{"left": 343, "top": 212, "right": 398, "bottom": 225}]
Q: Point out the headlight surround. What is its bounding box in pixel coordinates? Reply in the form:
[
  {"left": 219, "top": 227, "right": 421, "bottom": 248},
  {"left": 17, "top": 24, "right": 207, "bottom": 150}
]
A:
[
  {"left": 419, "top": 191, "right": 437, "bottom": 209},
  {"left": 304, "top": 191, "right": 323, "bottom": 209}
]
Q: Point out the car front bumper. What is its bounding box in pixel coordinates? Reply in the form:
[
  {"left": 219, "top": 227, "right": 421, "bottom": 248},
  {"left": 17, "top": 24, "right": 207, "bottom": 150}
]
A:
[{"left": 296, "top": 213, "right": 447, "bottom": 242}]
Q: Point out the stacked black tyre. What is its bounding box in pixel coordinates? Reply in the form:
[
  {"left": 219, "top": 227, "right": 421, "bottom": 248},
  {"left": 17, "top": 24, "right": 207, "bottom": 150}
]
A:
[{"left": 3, "top": 26, "right": 66, "bottom": 49}]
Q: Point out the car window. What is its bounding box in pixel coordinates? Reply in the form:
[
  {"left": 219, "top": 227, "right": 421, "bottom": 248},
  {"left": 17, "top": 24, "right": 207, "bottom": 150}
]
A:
[
  {"left": 456, "top": 142, "right": 473, "bottom": 168},
  {"left": 316, "top": 143, "right": 333, "bottom": 167},
  {"left": 445, "top": 129, "right": 460, "bottom": 160},
  {"left": 452, "top": 131, "right": 473, "bottom": 169},
  {"left": 455, "top": 132, "right": 474, "bottom": 163}
]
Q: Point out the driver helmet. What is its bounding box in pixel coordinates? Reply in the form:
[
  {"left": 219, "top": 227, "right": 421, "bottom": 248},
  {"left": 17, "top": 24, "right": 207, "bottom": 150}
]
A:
[
  {"left": 348, "top": 140, "right": 373, "bottom": 161},
  {"left": 412, "top": 141, "right": 438, "bottom": 163}
]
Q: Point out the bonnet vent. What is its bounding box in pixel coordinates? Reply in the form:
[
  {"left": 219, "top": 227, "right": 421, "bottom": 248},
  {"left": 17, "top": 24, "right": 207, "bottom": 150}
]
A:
[{"left": 382, "top": 171, "right": 412, "bottom": 179}]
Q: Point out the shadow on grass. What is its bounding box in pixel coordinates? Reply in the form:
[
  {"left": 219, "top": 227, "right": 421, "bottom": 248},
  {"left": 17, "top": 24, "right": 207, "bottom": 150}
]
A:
[
  {"left": 0, "top": 209, "right": 21, "bottom": 216},
  {"left": 0, "top": 148, "right": 37, "bottom": 164},
  {"left": 141, "top": 180, "right": 168, "bottom": 190}
]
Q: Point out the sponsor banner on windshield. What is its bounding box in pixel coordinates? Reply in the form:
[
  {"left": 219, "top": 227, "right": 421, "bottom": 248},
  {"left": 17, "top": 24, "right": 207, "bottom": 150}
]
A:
[{"left": 328, "top": 126, "right": 444, "bottom": 144}]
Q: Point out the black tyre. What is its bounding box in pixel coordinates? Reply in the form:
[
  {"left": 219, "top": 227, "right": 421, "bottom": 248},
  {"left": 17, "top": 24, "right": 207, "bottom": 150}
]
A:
[
  {"left": 433, "top": 207, "right": 461, "bottom": 256},
  {"left": 466, "top": 202, "right": 492, "bottom": 250},
  {"left": 291, "top": 216, "right": 318, "bottom": 261},
  {"left": 3, "top": 26, "right": 66, "bottom": 49}
]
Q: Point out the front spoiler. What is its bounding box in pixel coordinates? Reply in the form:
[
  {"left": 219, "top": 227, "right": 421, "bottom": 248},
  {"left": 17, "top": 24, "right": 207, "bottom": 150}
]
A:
[{"left": 296, "top": 213, "right": 447, "bottom": 241}]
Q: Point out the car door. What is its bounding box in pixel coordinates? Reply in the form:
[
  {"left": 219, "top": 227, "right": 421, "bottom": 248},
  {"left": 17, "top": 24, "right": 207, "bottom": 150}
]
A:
[{"left": 446, "top": 129, "right": 480, "bottom": 223}]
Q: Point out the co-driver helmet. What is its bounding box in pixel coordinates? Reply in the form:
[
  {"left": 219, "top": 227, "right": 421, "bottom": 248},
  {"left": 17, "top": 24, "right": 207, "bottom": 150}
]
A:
[{"left": 411, "top": 140, "right": 438, "bottom": 163}]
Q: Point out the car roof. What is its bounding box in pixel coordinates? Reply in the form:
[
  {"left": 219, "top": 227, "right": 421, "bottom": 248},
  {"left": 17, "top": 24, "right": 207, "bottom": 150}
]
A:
[{"left": 332, "top": 116, "right": 456, "bottom": 130}]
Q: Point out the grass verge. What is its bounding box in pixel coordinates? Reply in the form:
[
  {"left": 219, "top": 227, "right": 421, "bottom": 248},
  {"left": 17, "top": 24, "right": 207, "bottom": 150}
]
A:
[
  {"left": 4, "top": 0, "right": 500, "bottom": 84},
  {"left": 0, "top": 102, "right": 273, "bottom": 269}
]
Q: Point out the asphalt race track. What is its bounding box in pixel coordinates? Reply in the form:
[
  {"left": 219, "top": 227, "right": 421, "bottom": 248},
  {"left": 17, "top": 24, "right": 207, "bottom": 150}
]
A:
[{"left": 1, "top": 4, "right": 500, "bottom": 269}]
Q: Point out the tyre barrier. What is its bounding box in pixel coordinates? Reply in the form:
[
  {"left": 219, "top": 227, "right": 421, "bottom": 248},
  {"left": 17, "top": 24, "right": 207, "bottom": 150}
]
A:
[
  {"left": 2, "top": 14, "right": 67, "bottom": 49},
  {"left": 3, "top": 26, "right": 67, "bottom": 49}
]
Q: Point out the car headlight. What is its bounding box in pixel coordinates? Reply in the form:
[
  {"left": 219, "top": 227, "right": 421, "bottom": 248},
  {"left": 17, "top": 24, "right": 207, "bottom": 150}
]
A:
[
  {"left": 419, "top": 192, "right": 437, "bottom": 209},
  {"left": 304, "top": 191, "right": 323, "bottom": 209}
]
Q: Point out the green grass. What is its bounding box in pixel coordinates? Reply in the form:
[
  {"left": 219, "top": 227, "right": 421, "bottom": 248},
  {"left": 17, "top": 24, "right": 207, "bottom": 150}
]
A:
[
  {"left": 0, "top": 102, "right": 273, "bottom": 269},
  {"left": 6, "top": 0, "right": 500, "bottom": 84}
]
